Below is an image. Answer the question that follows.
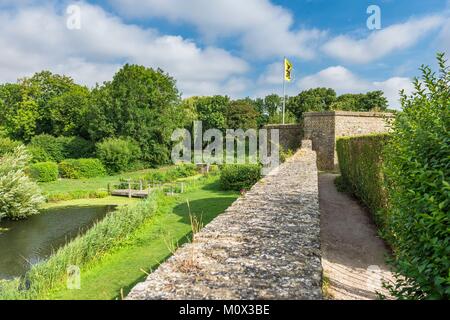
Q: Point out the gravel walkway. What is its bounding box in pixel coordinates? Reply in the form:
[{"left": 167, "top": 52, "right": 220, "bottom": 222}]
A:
[{"left": 319, "top": 173, "right": 394, "bottom": 300}]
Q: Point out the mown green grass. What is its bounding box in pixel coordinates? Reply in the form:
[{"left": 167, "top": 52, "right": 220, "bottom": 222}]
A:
[
  {"left": 41, "top": 196, "right": 140, "bottom": 210},
  {"left": 39, "top": 167, "right": 175, "bottom": 196},
  {"left": 45, "top": 178, "right": 238, "bottom": 300}
]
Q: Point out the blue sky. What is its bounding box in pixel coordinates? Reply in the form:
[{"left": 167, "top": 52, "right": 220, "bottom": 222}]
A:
[{"left": 0, "top": 0, "right": 449, "bottom": 108}]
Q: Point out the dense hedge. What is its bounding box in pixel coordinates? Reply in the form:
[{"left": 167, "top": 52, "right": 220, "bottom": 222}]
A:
[
  {"left": 29, "top": 135, "right": 66, "bottom": 162},
  {"left": 29, "top": 135, "right": 94, "bottom": 163},
  {"left": 336, "top": 134, "right": 390, "bottom": 226},
  {"left": 219, "top": 164, "right": 261, "bottom": 191},
  {"left": 381, "top": 55, "right": 449, "bottom": 299},
  {"left": 63, "top": 136, "right": 95, "bottom": 159},
  {"left": 59, "top": 158, "right": 106, "bottom": 179},
  {"left": 28, "top": 162, "right": 59, "bottom": 182},
  {"left": 27, "top": 145, "right": 53, "bottom": 163}
]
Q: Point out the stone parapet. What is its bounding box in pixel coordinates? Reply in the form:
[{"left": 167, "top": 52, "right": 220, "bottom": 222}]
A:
[
  {"left": 303, "top": 111, "right": 393, "bottom": 170},
  {"left": 127, "top": 148, "right": 322, "bottom": 300}
]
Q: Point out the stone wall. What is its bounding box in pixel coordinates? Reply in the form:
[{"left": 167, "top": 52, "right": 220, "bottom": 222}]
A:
[
  {"left": 303, "top": 114, "right": 336, "bottom": 171},
  {"left": 304, "top": 112, "right": 393, "bottom": 171},
  {"left": 127, "top": 142, "right": 322, "bottom": 300},
  {"left": 264, "top": 123, "right": 303, "bottom": 151}
]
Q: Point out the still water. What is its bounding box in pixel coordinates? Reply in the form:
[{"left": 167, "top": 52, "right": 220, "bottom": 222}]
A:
[{"left": 0, "top": 205, "right": 115, "bottom": 280}]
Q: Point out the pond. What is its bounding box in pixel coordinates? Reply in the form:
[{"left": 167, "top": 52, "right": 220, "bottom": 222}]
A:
[{"left": 0, "top": 205, "right": 116, "bottom": 280}]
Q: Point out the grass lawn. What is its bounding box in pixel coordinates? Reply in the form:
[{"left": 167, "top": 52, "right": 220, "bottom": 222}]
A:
[
  {"left": 41, "top": 196, "right": 140, "bottom": 210},
  {"left": 45, "top": 178, "right": 239, "bottom": 300},
  {"left": 39, "top": 166, "right": 175, "bottom": 196}
]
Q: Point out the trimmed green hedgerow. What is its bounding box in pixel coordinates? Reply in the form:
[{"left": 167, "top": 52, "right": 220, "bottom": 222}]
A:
[
  {"left": 336, "top": 134, "right": 390, "bottom": 227},
  {"left": 59, "top": 158, "right": 106, "bottom": 179},
  {"left": 219, "top": 164, "right": 261, "bottom": 191},
  {"left": 29, "top": 135, "right": 95, "bottom": 163}
]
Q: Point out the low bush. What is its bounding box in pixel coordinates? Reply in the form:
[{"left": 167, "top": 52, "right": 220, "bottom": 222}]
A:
[
  {"left": 28, "top": 162, "right": 59, "bottom": 182},
  {"left": 29, "top": 135, "right": 66, "bottom": 162},
  {"left": 144, "top": 164, "right": 199, "bottom": 183},
  {"left": 0, "top": 137, "right": 21, "bottom": 156},
  {"left": 219, "top": 164, "right": 261, "bottom": 191},
  {"left": 0, "top": 146, "right": 45, "bottom": 220},
  {"left": 96, "top": 138, "right": 142, "bottom": 174},
  {"left": 45, "top": 190, "right": 109, "bottom": 202},
  {"left": 280, "top": 147, "right": 295, "bottom": 163},
  {"left": 145, "top": 170, "right": 169, "bottom": 183},
  {"left": 208, "top": 165, "right": 220, "bottom": 175},
  {"left": 336, "top": 134, "right": 390, "bottom": 226},
  {"left": 173, "top": 163, "right": 198, "bottom": 178},
  {"left": 27, "top": 145, "right": 52, "bottom": 163},
  {"left": 63, "top": 136, "right": 95, "bottom": 159},
  {"left": 59, "top": 158, "right": 106, "bottom": 179}
]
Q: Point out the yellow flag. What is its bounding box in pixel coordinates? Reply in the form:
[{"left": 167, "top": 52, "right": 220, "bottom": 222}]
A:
[{"left": 284, "top": 58, "right": 293, "bottom": 82}]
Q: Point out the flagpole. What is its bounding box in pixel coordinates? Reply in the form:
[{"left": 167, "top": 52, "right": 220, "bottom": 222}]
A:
[{"left": 282, "top": 57, "right": 286, "bottom": 125}]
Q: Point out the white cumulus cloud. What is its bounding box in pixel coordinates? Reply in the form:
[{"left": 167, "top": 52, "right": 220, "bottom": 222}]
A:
[
  {"left": 0, "top": 1, "right": 249, "bottom": 97},
  {"left": 322, "top": 15, "right": 445, "bottom": 64},
  {"left": 109, "top": 0, "right": 326, "bottom": 59}
]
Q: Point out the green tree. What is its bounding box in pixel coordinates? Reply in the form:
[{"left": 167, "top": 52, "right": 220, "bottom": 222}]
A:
[
  {"left": 87, "top": 64, "right": 181, "bottom": 166},
  {"left": 48, "top": 85, "right": 91, "bottom": 137},
  {"left": 191, "top": 95, "right": 230, "bottom": 132},
  {"left": 19, "top": 71, "right": 76, "bottom": 135},
  {"left": 360, "top": 90, "right": 388, "bottom": 111},
  {"left": 0, "top": 72, "right": 86, "bottom": 140},
  {"left": 252, "top": 97, "right": 268, "bottom": 127},
  {"left": 85, "top": 84, "right": 115, "bottom": 141},
  {"left": 226, "top": 100, "right": 259, "bottom": 130},
  {"left": 180, "top": 97, "right": 199, "bottom": 129},
  {"left": 331, "top": 91, "right": 388, "bottom": 111},
  {"left": 264, "top": 94, "right": 282, "bottom": 117},
  {"left": 331, "top": 93, "right": 363, "bottom": 111},
  {"left": 0, "top": 83, "right": 40, "bottom": 141},
  {"left": 287, "top": 88, "right": 337, "bottom": 121}
]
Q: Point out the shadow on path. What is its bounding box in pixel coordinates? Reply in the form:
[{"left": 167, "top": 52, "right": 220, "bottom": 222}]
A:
[{"left": 319, "top": 173, "right": 393, "bottom": 300}]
